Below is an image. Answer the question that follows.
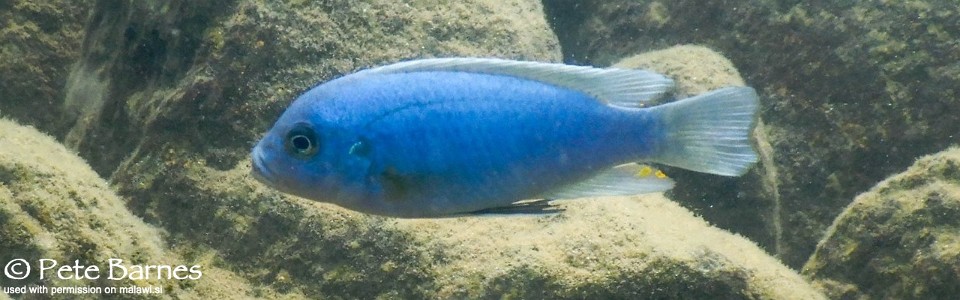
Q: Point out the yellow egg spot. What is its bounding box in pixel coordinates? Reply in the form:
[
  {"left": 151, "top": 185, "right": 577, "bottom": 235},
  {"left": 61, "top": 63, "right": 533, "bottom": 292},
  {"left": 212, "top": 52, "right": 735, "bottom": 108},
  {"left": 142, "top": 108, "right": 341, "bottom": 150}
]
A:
[
  {"left": 255, "top": 40, "right": 265, "bottom": 48},
  {"left": 637, "top": 166, "right": 653, "bottom": 177},
  {"left": 655, "top": 170, "right": 668, "bottom": 179}
]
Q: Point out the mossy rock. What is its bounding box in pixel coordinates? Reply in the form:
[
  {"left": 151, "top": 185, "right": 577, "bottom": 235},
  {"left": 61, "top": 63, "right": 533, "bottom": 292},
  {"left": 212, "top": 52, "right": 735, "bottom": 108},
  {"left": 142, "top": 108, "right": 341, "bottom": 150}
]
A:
[
  {"left": 3, "top": 0, "right": 825, "bottom": 297},
  {"left": 22, "top": 0, "right": 559, "bottom": 298},
  {"left": 115, "top": 155, "right": 825, "bottom": 298},
  {"left": 101, "top": 44, "right": 820, "bottom": 298},
  {"left": 612, "top": 45, "right": 746, "bottom": 98},
  {"left": 398, "top": 192, "right": 824, "bottom": 299},
  {"left": 0, "top": 0, "right": 90, "bottom": 136},
  {"left": 59, "top": 0, "right": 560, "bottom": 177},
  {"left": 612, "top": 45, "right": 782, "bottom": 264},
  {"left": 543, "top": 0, "right": 960, "bottom": 268},
  {"left": 0, "top": 119, "right": 304, "bottom": 299},
  {"left": 803, "top": 147, "right": 960, "bottom": 299}
]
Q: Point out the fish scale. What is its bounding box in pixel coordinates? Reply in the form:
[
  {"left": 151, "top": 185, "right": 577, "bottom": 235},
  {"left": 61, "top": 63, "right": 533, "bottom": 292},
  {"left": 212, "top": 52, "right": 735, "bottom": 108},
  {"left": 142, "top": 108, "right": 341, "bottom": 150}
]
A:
[{"left": 357, "top": 73, "right": 634, "bottom": 214}]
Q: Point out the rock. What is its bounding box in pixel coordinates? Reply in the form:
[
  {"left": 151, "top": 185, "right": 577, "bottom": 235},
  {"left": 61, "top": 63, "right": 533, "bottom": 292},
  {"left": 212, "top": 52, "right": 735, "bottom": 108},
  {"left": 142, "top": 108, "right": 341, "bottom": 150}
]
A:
[
  {"left": 398, "top": 194, "right": 824, "bottom": 299},
  {"left": 20, "top": 0, "right": 549, "bottom": 298},
  {"left": 542, "top": 0, "right": 960, "bottom": 267},
  {"left": 3, "top": 0, "right": 825, "bottom": 297},
  {"left": 802, "top": 147, "right": 960, "bottom": 299},
  {"left": 612, "top": 45, "right": 745, "bottom": 98},
  {"left": 612, "top": 45, "right": 783, "bottom": 266},
  {"left": 0, "top": 0, "right": 91, "bottom": 136},
  {"left": 60, "top": 0, "right": 561, "bottom": 176},
  {"left": 102, "top": 42, "right": 820, "bottom": 297},
  {"left": 127, "top": 157, "right": 825, "bottom": 298},
  {"left": 0, "top": 118, "right": 302, "bottom": 299}
]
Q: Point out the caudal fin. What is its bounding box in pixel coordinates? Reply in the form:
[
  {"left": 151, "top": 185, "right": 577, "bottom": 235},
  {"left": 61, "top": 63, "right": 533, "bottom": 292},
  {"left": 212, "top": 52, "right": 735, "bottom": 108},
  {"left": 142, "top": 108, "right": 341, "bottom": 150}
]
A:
[{"left": 647, "top": 87, "right": 759, "bottom": 176}]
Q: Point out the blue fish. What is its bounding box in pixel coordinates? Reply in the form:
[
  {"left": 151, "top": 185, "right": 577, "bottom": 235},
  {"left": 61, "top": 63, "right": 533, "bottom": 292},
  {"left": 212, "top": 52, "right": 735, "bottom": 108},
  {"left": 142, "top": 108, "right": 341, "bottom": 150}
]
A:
[{"left": 251, "top": 58, "right": 758, "bottom": 217}]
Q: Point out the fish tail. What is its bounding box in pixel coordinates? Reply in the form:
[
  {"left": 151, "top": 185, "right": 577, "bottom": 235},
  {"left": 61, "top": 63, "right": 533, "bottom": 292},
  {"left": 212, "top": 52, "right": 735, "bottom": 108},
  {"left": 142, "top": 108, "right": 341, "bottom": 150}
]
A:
[{"left": 646, "top": 87, "right": 759, "bottom": 176}]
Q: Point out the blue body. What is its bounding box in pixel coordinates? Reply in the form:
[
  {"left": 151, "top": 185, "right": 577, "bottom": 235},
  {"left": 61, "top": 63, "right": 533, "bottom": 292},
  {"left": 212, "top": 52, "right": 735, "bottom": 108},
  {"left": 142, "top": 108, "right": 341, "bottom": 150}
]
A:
[{"left": 252, "top": 71, "right": 664, "bottom": 217}]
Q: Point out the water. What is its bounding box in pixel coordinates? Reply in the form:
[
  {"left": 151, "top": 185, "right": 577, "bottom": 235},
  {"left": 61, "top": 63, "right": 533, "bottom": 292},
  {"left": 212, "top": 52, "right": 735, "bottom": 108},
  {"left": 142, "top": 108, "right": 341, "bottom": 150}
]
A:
[{"left": 0, "top": 1, "right": 957, "bottom": 299}]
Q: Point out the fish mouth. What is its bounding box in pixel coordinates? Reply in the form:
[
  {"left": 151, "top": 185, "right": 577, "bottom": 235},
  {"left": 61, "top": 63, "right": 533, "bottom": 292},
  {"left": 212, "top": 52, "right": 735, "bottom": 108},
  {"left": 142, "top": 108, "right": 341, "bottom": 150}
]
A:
[{"left": 250, "top": 147, "right": 276, "bottom": 186}]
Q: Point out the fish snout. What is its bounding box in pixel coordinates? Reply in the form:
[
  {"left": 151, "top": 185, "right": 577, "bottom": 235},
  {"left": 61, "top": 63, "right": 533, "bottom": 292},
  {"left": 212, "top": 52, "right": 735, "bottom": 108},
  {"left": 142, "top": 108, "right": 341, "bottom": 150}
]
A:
[{"left": 250, "top": 146, "right": 276, "bottom": 186}]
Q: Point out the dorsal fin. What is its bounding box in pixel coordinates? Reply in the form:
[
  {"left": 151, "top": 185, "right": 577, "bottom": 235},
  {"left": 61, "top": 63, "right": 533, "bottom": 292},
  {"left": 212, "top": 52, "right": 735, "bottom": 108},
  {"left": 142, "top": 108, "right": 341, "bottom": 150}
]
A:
[{"left": 357, "top": 58, "right": 676, "bottom": 106}]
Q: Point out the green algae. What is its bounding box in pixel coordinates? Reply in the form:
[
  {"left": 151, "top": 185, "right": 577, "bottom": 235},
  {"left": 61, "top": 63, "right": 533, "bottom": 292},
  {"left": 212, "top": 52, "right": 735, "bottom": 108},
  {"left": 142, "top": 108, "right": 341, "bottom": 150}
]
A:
[
  {"left": 0, "top": 0, "right": 841, "bottom": 298},
  {"left": 0, "top": 119, "right": 305, "bottom": 299},
  {"left": 0, "top": 0, "right": 89, "bottom": 136},
  {"left": 803, "top": 147, "right": 960, "bottom": 299},
  {"left": 543, "top": 0, "right": 960, "bottom": 269}
]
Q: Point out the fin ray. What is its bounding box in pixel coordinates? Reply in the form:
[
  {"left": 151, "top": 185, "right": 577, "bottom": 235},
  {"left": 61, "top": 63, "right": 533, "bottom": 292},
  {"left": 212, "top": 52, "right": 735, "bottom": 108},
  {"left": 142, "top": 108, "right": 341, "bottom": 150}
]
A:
[
  {"left": 540, "top": 164, "right": 675, "bottom": 199},
  {"left": 358, "top": 58, "right": 675, "bottom": 106},
  {"left": 648, "top": 87, "right": 759, "bottom": 176}
]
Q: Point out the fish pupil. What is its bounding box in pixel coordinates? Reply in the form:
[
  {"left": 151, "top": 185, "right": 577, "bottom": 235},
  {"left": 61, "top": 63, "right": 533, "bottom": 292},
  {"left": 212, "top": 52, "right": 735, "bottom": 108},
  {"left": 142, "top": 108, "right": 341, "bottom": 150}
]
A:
[
  {"left": 292, "top": 135, "right": 311, "bottom": 152},
  {"left": 285, "top": 123, "right": 319, "bottom": 157}
]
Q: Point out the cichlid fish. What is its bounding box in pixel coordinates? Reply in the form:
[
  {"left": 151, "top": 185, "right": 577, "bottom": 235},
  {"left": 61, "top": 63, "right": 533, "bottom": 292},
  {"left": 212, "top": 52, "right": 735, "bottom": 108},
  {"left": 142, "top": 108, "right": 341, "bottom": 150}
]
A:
[{"left": 251, "top": 58, "right": 759, "bottom": 218}]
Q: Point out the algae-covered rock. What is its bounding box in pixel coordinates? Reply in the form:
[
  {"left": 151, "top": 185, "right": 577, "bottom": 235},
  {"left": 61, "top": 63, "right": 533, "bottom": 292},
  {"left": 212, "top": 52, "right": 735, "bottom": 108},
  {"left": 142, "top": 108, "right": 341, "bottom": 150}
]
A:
[
  {"left": 399, "top": 194, "right": 822, "bottom": 299},
  {"left": 543, "top": 0, "right": 960, "bottom": 268},
  {"left": 0, "top": 119, "right": 304, "bottom": 299},
  {"left": 4, "top": 0, "right": 822, "bottom": 297},
  {"left": 39, "top": 0, "right": 561, "bottom": 298},
  {"left": 133, "top": 158, "right": 825, "bottom": 299},
  {"left": 101, "top": 43, "right": 819, "bottom": 298},
  {"left": 0, "top": 0, "right": 90, "bottom": 136},
  {"left": 612, "top": 45, "right": 745, "bottom": 98},
  {"left": 612, "top": 45, "right": 781, "bottom": 259},
  {"left": 802, "top": 147, "right": 960, "bottom": 299},
  {"left": 61, "top": 0, "right": 560, "bottom": 176}
]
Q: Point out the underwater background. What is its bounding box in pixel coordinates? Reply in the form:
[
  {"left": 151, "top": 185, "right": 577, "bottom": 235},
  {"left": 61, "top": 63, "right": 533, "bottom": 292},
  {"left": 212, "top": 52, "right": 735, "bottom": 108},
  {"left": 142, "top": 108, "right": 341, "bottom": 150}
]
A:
[{"left": 1, "top": 0, "right": 958, "bottom": 299}]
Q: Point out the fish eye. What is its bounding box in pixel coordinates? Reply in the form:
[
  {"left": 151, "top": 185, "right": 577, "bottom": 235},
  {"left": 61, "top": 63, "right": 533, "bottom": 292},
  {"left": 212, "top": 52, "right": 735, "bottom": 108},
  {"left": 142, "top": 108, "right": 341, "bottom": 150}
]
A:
[{"left": 285, "top": 123, "right": 319, "bottom": 158}]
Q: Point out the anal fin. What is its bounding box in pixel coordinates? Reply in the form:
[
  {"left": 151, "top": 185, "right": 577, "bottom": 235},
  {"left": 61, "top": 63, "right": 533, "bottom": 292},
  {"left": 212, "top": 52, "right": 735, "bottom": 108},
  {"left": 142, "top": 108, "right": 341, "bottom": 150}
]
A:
[{"left": 540, "top": 164, "right": 675, "bottom": 199}]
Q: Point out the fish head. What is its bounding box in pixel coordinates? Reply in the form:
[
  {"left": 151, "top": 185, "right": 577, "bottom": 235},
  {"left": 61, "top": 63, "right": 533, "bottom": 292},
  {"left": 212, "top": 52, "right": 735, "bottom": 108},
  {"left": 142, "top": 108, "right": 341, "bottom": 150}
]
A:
[{"left": 250, "top": 100, "right": 374, "bottom": 207}]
